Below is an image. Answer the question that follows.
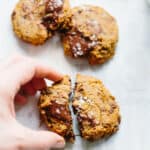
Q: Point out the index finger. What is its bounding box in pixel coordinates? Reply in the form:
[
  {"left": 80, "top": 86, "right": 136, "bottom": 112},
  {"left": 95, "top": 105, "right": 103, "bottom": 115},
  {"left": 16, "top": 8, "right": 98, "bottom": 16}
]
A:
[
  {"left": 7, "top": 56, "right": 63, "bottom": 88},
  {"left": 34, "top": 61, "right": 63, "bottom": 81}
]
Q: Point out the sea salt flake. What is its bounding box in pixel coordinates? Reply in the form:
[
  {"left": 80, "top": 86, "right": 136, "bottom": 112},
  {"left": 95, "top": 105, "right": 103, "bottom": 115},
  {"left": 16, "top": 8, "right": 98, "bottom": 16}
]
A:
[
  {"left": 76, "top": 50, "right": 83, "bottom": 56},
  {"left": 88, "top": 41, "right": 97, "bottom": 48},
  {"left": 94, "top": 120, "right": 100, "bottom": 125},
  {"left": 91, "top": 34, "right": 96, "bottom": 40},
  {"left": 88, "top": 111, "right": 94, "bottom": 119},
  {"left": 71, "top": 32, "right": 76, "bottom": 35},
  {"left": 79, "top": 96, "right": 86, "bottom": 104},
  {"left": 56, "top": 108, "right": 61, "bottom": 114},
  {"left": 76, "top": 43, "right": 81, "bottom": 50},
  {"left": 92, "top": 20, "right": 98, "bottom": 25},
  {"left": 73, "top": 43, "right": 84, "bottom": 57},
  {"left": 55, "top": 0, "right": 63, "bottom": 6}
]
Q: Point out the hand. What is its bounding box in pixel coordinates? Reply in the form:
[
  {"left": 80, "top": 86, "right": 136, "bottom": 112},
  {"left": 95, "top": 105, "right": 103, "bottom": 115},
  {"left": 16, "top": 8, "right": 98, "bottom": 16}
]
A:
[{"left": 0, "top": 55, "right": 65, "bottom": 150}]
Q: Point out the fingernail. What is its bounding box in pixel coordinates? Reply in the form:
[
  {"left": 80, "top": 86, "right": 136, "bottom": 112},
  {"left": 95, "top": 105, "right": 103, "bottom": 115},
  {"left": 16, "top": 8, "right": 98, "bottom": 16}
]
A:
[{"left": 55, "top": 138, "right": 65, "bottom": 148}]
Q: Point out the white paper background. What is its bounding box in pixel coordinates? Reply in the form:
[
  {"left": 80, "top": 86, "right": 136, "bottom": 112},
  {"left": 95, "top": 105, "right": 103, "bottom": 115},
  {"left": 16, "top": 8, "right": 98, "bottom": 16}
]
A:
[{"left": 0, "top": 0, "right": 150, "bottom": 149}]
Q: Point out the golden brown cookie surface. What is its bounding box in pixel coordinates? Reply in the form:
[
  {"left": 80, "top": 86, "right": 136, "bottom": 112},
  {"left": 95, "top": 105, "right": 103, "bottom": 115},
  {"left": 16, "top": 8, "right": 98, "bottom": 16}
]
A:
[
  {"left": 38, "top": 75, "right": 75, "bottom": 142},
  {"left": 73, "top": 74, "right": 121, "bottom": 141},
  {"left": 61, "top": 5, "right": 118, "bottom": 65},
  {"left": 12, "top": 0, "right": 70, "bottom": 45}
]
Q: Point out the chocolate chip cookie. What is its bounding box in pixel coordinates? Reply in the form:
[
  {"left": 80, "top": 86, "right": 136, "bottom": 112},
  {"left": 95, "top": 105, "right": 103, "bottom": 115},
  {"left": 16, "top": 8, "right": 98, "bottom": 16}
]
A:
[
  {"left": 72, "top": 74, "right": 121, "bottom": 141},
  {"left": 11, "top": 0, "right": 70, "bottom": 45},
  {"left": 38, "top": 75, "right": 75, "bottom": 142},
  {"left": 61, "top": 5, "right": 118, "bottom": 65}
]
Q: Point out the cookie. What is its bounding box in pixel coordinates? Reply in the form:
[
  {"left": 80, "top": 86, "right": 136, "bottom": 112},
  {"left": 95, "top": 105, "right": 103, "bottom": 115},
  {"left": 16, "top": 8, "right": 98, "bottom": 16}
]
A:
[
  {"left": 61, "top": 5, "right": 118, "bottom": 65},
  {"left": 72, "top": 74, "right": 121, "bottom": 141},
  {"left": 38, "top": 75, "right": 75, "bottom": 142},
  {"left": 11, "top": 0, "right": 70, "bottom": 45}
]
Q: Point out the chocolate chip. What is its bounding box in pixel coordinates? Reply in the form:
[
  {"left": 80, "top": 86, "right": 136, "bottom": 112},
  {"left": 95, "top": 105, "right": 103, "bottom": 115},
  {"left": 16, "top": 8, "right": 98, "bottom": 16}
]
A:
[
  {"left": 78, "top": 10, "right": 82, "bottom": 14},
  {"left": 44, "top": 102, "right": 72, "bottom": 122},
  {"left": 66, "top": 32, "right": 95, "bottom": 57},
  {"left": 118, "top": 115, "right": 121, "bottom": 123}
]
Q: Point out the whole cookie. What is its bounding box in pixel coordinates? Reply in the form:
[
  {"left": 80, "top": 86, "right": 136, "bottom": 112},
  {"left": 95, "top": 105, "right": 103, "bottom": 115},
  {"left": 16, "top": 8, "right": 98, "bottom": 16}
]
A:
[
  {"left": 61, "top": 5, "right": 118, "bottom": 65},
  {"left": 12, "top": 0, "right": 70, "bottom": 45},
  {"left": 73, "top": 74, "right": 121, "bottom": 140}
]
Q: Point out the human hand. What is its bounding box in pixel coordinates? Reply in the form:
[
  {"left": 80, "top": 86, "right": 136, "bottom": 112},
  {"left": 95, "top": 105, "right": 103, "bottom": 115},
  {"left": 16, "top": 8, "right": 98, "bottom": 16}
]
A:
[{"left": 0, "top": 55, "right": 65, "bottom": 150}]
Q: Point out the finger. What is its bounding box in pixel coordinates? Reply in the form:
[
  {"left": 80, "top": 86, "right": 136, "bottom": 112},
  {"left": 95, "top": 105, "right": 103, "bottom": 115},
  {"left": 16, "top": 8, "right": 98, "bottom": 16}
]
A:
[
  {"left": 33, "top": 62, "right": 63, "bottom": 82},
  {"left": 31, "top": 78, "right": 46, "bottom": 90},
  {"left": 9, "top": 57, "right": 63, "bottom": 86},
  {"left": 22, "top": 82, "right": 36, "bottom": 96},
  {"left": 24, "top": 130, "right": 65, "bottom": 149},
  {"left": 3, "top": 56, "right": 63, "bottom": 98},
  {"left": 15, "top": 94, "right": 27, "bottom": 105}
]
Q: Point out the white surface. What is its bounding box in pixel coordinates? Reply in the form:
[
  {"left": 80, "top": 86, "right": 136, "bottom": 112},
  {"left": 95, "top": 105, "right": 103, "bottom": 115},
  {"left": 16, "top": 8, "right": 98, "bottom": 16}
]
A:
[{"left": 0, "top": 0, "right": 150, "bottom": 149}]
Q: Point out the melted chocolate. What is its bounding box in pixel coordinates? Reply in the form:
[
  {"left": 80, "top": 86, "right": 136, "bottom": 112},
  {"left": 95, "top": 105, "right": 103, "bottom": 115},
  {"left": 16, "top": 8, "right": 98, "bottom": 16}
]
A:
[
  {"left": 46, "top": 0, "right": 63, "bottom": 13},
  {"left": 65, "top": 32, "right": 98, "bottom": 58},
  {"left": 42, "top": 0, "right": 63, "bottom": 30},
  {"left": 44, "top": 101, "right": 72, "bottom": 122}
]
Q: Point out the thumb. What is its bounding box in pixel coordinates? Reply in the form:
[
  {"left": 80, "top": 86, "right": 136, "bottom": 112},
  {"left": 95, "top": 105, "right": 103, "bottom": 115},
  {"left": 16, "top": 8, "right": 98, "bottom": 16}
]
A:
[{"left": 23, "top": 129, "right": 65, "bottom": 150}]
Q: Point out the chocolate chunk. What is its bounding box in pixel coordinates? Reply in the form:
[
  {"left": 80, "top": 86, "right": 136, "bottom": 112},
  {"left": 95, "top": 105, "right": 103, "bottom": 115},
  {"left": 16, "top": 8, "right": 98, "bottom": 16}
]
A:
[
  {"left": 44, "top": 102, "right": 72, "bottom": 122},
  {"left": 65, "top": 32, "right": 97, "bottom": 58}
]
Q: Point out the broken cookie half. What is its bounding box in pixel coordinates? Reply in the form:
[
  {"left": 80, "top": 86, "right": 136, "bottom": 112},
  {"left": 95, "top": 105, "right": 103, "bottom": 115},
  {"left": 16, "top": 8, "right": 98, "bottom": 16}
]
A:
[
  {"left": 38, "top": 75, "right": 75, "bottom": 142},
  {"left": 72, "top": 74, "right": 121, "bottom": 141}
]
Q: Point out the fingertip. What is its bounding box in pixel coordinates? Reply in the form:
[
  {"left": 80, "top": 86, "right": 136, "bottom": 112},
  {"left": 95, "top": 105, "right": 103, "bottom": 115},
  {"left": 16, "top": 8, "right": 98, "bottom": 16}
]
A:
[
  {"left": 48, "top": 72, "right": 63, "bottom": 82},
  {"left": 34, "top": 62, "right": 64, "bottom": 82},
  {"left": 45, "top": 132, "right": 66, "bottom": 149},
  {"left": 46, "top": 67, "right": 64, "bottom": 82},
  {"left": 26, "top": 130, "right": 66, "bottom": 149},
  {"left": 55, "top": 137, "right": 66, "bottom": 148}
]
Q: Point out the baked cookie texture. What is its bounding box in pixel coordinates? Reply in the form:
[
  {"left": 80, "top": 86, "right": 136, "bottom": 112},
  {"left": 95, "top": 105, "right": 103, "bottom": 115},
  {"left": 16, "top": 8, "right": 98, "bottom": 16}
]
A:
[
  {"left": 11, "top": 0, "right": 70, "bottom": 45},
  {"left": 61, "top": 5, "right": 118, "bottom": 65},
  {"left": 38, "top": 75, "right": 75, "bottom": 142},
  {"left": 72, "top": 74, "right": 121, "bottom": 141}
]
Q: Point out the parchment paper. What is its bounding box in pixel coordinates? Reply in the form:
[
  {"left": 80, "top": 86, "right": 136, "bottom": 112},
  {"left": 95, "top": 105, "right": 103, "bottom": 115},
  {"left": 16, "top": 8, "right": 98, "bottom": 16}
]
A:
[{"left": 0, "top": 0, "right": 150, "bottom": 149}]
